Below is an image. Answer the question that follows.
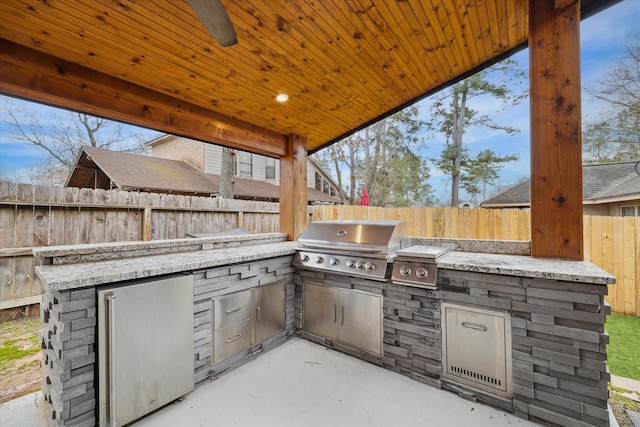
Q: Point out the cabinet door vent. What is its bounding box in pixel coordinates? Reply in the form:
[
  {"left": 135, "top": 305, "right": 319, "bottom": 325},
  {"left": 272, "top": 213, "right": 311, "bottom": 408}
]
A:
[
  {"left": 441, "top": 302, "right": 512, "bottom": 398},
  {"left": 449, "top": 365, "right": 502, "bottom": 388}
]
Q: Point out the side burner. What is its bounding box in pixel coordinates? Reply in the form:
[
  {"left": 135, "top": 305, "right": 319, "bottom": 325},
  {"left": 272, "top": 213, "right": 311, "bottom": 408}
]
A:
[{"left": 391, "top": 245, "right": 451, "bottom": 289}]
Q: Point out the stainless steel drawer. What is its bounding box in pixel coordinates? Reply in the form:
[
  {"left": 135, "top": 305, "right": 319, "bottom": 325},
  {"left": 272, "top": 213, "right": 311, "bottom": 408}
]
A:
[
  {"left": 213, "top": 319, "right": 252, "bottom": 364},
  {"left": 213, "top": 290, "right": 252, "bottom": 330}
]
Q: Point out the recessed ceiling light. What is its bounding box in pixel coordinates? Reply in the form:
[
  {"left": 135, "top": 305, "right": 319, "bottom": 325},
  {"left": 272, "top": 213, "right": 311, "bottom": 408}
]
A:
[{"left": 276, "top": 93, "right": 289, "bottom": 103}]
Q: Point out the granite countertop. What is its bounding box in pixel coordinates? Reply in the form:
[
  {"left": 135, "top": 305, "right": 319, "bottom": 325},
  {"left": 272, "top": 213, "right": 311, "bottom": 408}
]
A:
[
  {"left": 36, "top": 241, "right": 298, "bottom": 291},
  {"left": 37, "top": 240, "right": 615, "bottom": 292},
  {"left": 437, "top": 251, "right": 616, "bottom": 285}
]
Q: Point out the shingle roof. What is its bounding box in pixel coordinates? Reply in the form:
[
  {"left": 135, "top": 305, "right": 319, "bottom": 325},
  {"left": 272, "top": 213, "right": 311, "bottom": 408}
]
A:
[
  {"left": 67, "top": 146, "right": 340, "bottom": 203},
  {"left": 481, "top": 161, "right": 640, "bottom": 207},
  {"left": 582, "top": 161, "right": 640, "bottom": 200}
]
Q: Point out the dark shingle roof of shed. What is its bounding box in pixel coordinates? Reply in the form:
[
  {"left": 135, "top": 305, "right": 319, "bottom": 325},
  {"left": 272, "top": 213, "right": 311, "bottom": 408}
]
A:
[{"left": 481, "top": 161, "right": 640, "bottom": 207}]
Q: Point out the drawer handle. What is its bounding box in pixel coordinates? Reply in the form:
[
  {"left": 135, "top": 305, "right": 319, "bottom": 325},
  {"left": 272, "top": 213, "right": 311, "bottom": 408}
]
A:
[
  {"left": 332, "top": 304, "right": 337, "bottom": 323},
  {"left": 226, "top": 334, "right": 243, "bottom": 343},
  {"left": 461, "top": 322, "right": 487, "bottom": 332},
  {"left": 225, "top": 305, "right": 243, "bottom": 314},
  {"left": 256, "top": 306, "right": 261, "bottom": 323}
]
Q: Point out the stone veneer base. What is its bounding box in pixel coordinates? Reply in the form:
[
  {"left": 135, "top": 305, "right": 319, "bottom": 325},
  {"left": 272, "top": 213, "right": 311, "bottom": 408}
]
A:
[{"left": 39, "top": 255, "right": 296, "bottom": 427}]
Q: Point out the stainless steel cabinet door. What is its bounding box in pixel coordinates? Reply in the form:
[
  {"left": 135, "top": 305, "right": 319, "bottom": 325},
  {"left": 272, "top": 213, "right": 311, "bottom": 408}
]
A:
[
  {"left": 97, "top": 274, "right": 194, "bottom": 427},
  {"left": 303, "top": 283, "right": 339, "bottom": 340},
  {"left": 338, "top": 289, "right": 382, "bottom": 356},
  {"left": 254, "top": 281, "right": 285, "bottom": 344}
]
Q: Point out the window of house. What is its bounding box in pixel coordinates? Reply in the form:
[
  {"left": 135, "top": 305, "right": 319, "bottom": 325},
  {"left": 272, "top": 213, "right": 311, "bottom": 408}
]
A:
[
  {"left": 236, "top": 151, "right": 252, "bottom": 178},
  {"left": 621, "top": 205, "right": 640, "bottom": 217},
  {"left": 265, "top": 157, "right": 276, "bottom": 180},
  {"left": 315, "top": 172, "right": 322, "bottom": 191},
  {"left": 323, "top": 179, "right": 330, "bottom": 194}
]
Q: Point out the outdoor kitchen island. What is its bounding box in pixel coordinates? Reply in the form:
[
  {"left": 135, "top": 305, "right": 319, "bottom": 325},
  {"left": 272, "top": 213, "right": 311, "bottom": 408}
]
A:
[{"left": 34, "top": 234, "right": 615, "bottom": 427}]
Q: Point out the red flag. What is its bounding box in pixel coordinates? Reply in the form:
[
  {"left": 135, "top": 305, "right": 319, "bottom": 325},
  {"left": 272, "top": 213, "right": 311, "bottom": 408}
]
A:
[{"left": 359, "top": 188, "right": 370, "bottom": 206}]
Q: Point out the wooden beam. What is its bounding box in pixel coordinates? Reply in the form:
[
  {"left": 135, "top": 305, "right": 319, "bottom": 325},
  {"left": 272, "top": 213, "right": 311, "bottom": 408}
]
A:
[
  {"left": 555, "top": 0, "right": 578, "bottom": 10},
  {"left": 529, "top": 0, "right": 583, "bottom": 260},
  {"left": 0, "top": 40, "right": 288, "bottom": 158},
  {"left": 280, "top": 134, "right": 308, "bottom": 241}
]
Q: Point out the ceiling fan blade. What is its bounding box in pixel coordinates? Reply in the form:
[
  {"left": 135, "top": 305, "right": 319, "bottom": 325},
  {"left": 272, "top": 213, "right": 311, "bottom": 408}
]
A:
[{"left": 188, "top": 0, "right": 238, "bottom": 47}]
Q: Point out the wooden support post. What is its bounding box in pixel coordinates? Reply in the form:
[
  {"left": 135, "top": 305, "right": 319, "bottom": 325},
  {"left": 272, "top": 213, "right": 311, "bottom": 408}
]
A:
[
  {"left": 280, "top": 134, "right": 308, "bottom": 241},
  {"left": 529, "top": 0, "right": 583, "bottom": 260}
]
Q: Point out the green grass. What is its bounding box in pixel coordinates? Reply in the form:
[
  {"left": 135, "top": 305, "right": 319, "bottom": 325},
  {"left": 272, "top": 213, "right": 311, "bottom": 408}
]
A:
[
  {"left": 0, "top": 337, "right": 40, "bottom": 370},
  {"left": 606, "top": 313, "right": 640, "bottom": 380},
  {"left": 0, "top": 318, "right": 42, "bottom": 371}
]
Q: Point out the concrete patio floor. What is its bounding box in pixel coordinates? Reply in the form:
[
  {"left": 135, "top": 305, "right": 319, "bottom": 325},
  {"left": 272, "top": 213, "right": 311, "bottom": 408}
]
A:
[
  {"left": 135, "top": 337, "right": 536, "bottom": 427},
  {"left": 1, "top": 338, "right": 630, "bottom": 426}
]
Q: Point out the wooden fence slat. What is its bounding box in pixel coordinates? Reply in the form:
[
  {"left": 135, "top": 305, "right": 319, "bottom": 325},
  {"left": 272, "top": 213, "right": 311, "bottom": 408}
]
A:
[
  {"left": 583, "top": 215, "right": 592, "bottom": 262},
  {"left": 636, "top": 217, "right": 640, "bottom": 317},
  {"left": 612, "top": 217, "right": 624, "bottom": 313},
  {"left": 623, "top": 216, "right": 637, "bottom": 315}
]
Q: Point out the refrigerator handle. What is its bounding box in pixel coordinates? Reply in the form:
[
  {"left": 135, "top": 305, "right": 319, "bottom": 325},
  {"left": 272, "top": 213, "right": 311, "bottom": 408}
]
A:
[{"left": 106, "top": 291, "right": 117, "bottom": 427}]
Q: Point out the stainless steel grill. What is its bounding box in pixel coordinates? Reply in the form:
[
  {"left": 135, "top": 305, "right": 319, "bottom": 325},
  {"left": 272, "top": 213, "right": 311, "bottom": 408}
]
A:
[{"left": 295, "top": 220, "right": 409, "bottom": 281}]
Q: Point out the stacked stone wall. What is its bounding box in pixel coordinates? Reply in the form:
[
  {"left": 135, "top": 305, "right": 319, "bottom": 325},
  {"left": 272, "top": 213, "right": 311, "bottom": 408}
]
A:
[{"left": 40, "top": 288, "right": 96, "bottom": 427}]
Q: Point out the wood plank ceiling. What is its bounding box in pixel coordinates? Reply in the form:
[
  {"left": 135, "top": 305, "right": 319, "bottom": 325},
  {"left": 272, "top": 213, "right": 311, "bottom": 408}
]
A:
[
  {"left": 0, "top": 0, "right": 527, "bottom": 153},
  {"left": 0, "top": 0, "right": 617, "bottom": 155}
]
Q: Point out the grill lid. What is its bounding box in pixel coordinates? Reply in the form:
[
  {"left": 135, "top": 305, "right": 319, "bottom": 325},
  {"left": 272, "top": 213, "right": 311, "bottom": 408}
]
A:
[
  {"left": 297, "top": 220, "right": 408, "bottom": 255},
  {"left": 395, "top": 245, "right": 450, "bottom": 259}
]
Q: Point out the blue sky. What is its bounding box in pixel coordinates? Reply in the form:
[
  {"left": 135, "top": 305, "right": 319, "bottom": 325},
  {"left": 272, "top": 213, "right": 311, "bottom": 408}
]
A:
[{"left": 1, "top": 1, "right": 640, "bottom": 200}]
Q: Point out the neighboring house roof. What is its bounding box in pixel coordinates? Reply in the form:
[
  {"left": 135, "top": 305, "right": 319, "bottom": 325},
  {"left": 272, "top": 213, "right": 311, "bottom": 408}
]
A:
[
  {"left": 481, "top": 161, "right": 640, "bottom": 208},
  {"left": 67, "top": 146, "right": 340, "bottom": 203}
]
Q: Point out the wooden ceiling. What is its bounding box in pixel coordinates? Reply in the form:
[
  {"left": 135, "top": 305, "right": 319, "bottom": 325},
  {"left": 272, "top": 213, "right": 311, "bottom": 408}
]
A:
[{"left": 0, "top": 0, "right": 619, "bottom": 155}]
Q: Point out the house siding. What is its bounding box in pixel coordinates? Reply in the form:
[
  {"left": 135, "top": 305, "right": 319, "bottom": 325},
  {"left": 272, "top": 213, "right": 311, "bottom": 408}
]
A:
[
  {"left": 152, "top": 137, "right": 205, "bottom": 170},
  {"left": 205, "top": 144, "right": 223, "bottom": 175},
  {"left": 151, "top": 136, "right": 340, "bottom": 197}
]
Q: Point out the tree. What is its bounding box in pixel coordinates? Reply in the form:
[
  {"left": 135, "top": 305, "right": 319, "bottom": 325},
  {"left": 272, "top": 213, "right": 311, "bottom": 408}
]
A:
[
  {"left": 3, "top": 100, "right": 154, "bottom": 185},
  {"left": 460, "top": 149, "right": 519, "bottom": 204},
  {"left": 583, "top": 33, "right": 640, "bottom": 163},
  {"left": 315, "top": 106, "right": 433, "bottom": 207},
  {"left": 427, "top": 59, "right": 526, "bottom": 206},
  {"left": 219, "top": 147, "right": 236, "bottom": 198}
]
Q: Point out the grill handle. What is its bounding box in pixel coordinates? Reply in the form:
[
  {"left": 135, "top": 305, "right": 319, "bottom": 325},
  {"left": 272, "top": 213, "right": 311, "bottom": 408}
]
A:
[
  {"left": 298, "top": 242, "right": 382, "bottom": 253},
  {"left": 461, "top": 321, "right": 488, "bottom": 332}
]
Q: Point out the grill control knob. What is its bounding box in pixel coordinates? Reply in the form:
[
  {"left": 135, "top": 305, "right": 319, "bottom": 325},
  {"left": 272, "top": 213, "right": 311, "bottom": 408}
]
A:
[
  {"left": 346, "top": 260, "right": 355, "bottom": 268},
  {"left": 399, "top": 265, "right": 411, "bottom": 276},
  {"left": 329, "top": 257, "right": 339, "bottom": 265},
  {"left": 355, "top": 261, "right": 364, "bottom": 269},
  {"left": 364, "top": 261, "right": 374, "bottom": 270},
  {"left": 315, "top": 256, "right": 324, "bottom": 264},
  {"left": 301, "top": 255, "right": 310, "bottom": 262},
  {"left": 416, "top": 267, "right": 428, "bottom": 278}
]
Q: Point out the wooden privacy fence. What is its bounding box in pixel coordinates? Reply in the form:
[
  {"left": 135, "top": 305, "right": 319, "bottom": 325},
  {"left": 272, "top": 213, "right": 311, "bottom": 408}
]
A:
[
  {"left": 0, "top": 181, "right": 280, "bottom": 311},
  {"left": 1, "top": 185, "right": 638, "bottom": 318},
  {"left": 312, "top": 205, "right": 640, "bottom": 316}
]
